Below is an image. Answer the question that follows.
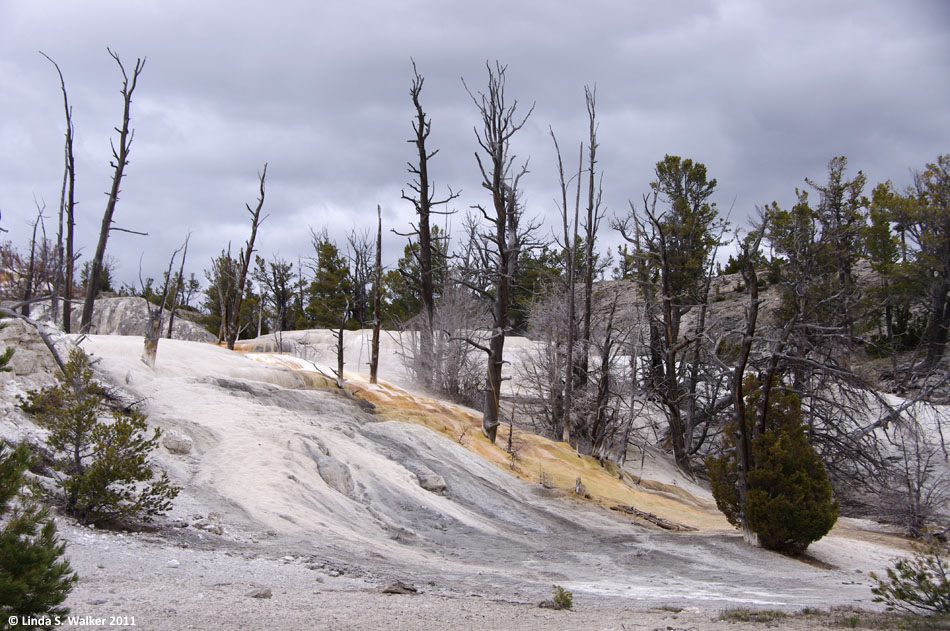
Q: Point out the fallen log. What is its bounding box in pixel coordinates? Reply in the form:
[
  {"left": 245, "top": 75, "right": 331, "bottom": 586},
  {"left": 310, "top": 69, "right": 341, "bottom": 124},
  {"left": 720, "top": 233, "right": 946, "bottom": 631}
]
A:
[{"left": 610, "top": 504, "right": 697, "bottom": 532}]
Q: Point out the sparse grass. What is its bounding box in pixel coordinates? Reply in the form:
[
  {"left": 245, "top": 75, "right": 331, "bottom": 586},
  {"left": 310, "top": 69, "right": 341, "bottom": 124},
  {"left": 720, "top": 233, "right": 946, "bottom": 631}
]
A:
[
  {"left": 759, "top": 606, "right": 950, "bottom": 630},
  {"left": 719, "top": 608, "right": 788, "bottom": 623},
  {"left": 829, "top": 610, "right": 950, "bottom": 630},
  {"left": 654, "top": 604, "right": 683, "bottom": 613}
]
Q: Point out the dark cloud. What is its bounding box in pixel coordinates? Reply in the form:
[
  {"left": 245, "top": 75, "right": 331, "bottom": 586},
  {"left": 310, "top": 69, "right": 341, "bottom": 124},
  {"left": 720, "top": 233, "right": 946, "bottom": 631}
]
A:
[{"left": 1, "top": 0, "right": 947, "bottom": 287}]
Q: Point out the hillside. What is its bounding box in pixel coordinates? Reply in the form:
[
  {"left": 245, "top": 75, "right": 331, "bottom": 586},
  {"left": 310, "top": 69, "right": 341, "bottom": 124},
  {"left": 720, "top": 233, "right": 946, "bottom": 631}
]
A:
[{"left": 0, "top": 321, "right": 924, "bottom": 630}]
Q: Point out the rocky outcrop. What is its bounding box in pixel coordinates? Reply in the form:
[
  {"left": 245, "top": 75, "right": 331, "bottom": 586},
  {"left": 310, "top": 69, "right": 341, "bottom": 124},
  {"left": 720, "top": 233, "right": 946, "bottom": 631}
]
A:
[
  {"left": 0, "top": 317, "right": 67, "bottom": 387},
  {"left": 41, "top": 297, "right": 215, "bottom": 342}
]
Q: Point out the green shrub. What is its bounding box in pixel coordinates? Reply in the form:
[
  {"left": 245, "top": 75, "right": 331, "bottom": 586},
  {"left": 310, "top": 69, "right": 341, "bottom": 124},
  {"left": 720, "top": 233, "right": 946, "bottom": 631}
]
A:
[
  {"left": 872, "top": 539, "right": 950, "bottom": 615},
  {"left": 552, "top": 585, "right": 573, "bottom": 610},
  {"left": 0, "top": 442, "right": 76, "bottom": 629},
  {"left": 745, "top": 420, "right": 838, "bottom": 555},
  {"left": 708, "top": 382, "right": 838, "bottom": 555},
  {"left": 23, "top": 350, "right": 179, "bottom": 526}
]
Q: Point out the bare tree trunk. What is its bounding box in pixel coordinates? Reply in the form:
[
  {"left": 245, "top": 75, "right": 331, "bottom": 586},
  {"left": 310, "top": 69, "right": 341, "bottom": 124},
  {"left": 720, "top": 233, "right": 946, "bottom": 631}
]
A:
[
  {"left": 143, "top": 242, "right": 183, "bottom": 367},
  {"left": 463, "top": 62, "right": 533, "bottom": 443},
  {"left": 550, "top": 129, "right": 581, "bottom": 444},
  {"left": 590, "top": 294, "right": 618, "bottom": 458},
  {"left": 579, "top": 86, "right": 603, "bottom": 390},
  {"left": 401, "top": 61, "right": 458, "bottom": 386},
  {"left": 41, "top": 52, "right": 74, "bottom": 331},
  {"left": 335, "top": 299, "right": 349, "bottom": 389},
  {"left": 142, "top": 303, "right": 161, "bottom": 369},
  {"left": 22, "top": 208, "right": 43, "bottom": 318},
  {"left": 370, "top": 205, "right": 382, "bottom": 384},
  {"left": 922, "top": 279, "right": 950, "bottom": 371},
  {"left": 80, "top": 50, "right": 145, "bottom": 333},
  {"left": 52, "top": 164, "right": 65, "bottom": 326},
  {"left": 732, "top": 237, "right": 762, "bottom": 544},
  {"left": 166, "top": 234, "right": 189, "bottom": 338},
  {"left": 226, "top": 164, "right": 268, "bottom": 350}
]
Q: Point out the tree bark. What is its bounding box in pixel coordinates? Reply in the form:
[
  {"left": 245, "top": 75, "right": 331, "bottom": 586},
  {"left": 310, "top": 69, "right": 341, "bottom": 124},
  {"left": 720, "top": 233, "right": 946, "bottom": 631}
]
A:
[
  {"left": 41, "top": 52, "right": 74, "bottom": 332},
  {"left": 335, "top": 299, "right": 349, "bottom": 389},
  {"left": 463, "top": 62, "right": 533, "bottom": 443},
  {"left": 226, "top": 164, "right": 268, "bottom": 350},
  {"left": 80, "top": 50, "right": 145, "bottom": 333},
  {"left": 166, "top": 234, "right": 189, "bottom": 338},
  {"left": 579, "top": 86, "right": 602, "bottom": 391},
  {"left": 922, "top": 279, "right": 950, "bottom": 371},
  {"left": 550, "top": 129, "right": 579, "bottom": 444},
  {"left": 142, "top": 303, "right": 161, "bottom": 368},
  {"left": 401, "top": 61, "right": 458, "bottom": 386},
  {"left": 370, "top": 205, "right": 382, "bottom": 385},
  {"left": 22, "top": 210, "right": 41, "bottom": 318}
]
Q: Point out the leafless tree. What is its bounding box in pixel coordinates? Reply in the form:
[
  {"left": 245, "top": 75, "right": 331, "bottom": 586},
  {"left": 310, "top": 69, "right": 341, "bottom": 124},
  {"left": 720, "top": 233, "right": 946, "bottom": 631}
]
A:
[
  {"left": 80, "top": 49, "right": 146, "bottom": 333},
  {"left": 518, "top": 286, "right": 572, "bottom": 438},
  {"left": 549, "top": 129, "right": 581, "bottom": 443},
  {"left": 142, "top": 240, "right": 186, "bottom": 368},
  {"left": 21, "top": 202, "right": 45, "bottom": 318},
  {"left": 432, "top": 285, "right": 487, "bottom": 405},
  {"left": 461, "top": 62, "right": 535, "bottom": 443},
  {"left": 165, "top": 233, "right": 190, "bottom": 338},
  {"left": 881, "top": 420, "right": 950, "bottom": 536},
  {"left": 207, "top": 248, "right": 238, "bottom": 343},
  {"left": 579, "top": 86, "right": 606, "bottom": 394},
  {"left": 225, "top": 164, "right": 268, "bottom": 350},
  {"left": 334, "top": 298, "right": 349, "bottom": 390},
  {"left": 398, "top": 60, "right": 459, "bottom": 387},
  {"left": 40, "top": 51, "right": 75, "bottom": 330},
  {"left": 346, "top": 226, "right": 374, "bottom": 327},
  {"left": 370, "top": 205, "right": 382, "bottom": 384}
]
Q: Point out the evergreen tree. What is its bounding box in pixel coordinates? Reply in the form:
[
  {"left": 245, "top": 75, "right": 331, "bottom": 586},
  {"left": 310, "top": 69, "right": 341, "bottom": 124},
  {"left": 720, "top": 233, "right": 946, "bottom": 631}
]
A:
[
  {"left": 509, "top": 245, "right": 563, "bottom": 334},
  {"left": 890, "top": 155, "right": 950, "bottom": 369},
  {"left": 23, "top": 350, "right": 179, "bottom": 525},
  {"left": 708, "top": 380, "right": 838, "bottom": 555},
  {"left": 616, "top": 154, "right": 723, "bottom": 472},
  {"left": 306, "top": 235, "right": 353, "bottom": 328},
  {"left": 383, "top": 225, "right": 449, "bottom": 327},
  {"left": 0, "top": 442, "right": 76, "bottom": 629}
]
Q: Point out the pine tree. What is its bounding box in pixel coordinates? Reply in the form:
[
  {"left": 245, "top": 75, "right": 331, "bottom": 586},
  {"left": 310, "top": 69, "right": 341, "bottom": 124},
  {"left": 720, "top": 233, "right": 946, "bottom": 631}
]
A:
[
  {"left": 306, "top": 235, "right": 353, "bottom": 328},
  {"left": 708, "top": 381, "right": 838, "bottom": 555},
  {"left": 23, "top": 350, "right": 179, "bottom": 525},
  {"left": 0, "top": 442, "right": 76, "bottom": 629}
]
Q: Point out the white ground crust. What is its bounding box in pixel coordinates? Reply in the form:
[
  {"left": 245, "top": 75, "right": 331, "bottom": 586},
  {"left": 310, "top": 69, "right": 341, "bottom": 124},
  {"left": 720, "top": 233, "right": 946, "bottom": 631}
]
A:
[{"left": 3, "top": 334, "right": 918, "bottom": 629}]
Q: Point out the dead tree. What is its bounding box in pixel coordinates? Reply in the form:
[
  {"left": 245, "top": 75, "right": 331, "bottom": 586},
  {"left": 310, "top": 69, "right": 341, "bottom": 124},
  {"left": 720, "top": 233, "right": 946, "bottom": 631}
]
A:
[
  {"left": 40, "top": 52, "right": 75, "bottom": 330},
  {"left": 550, "top": 129, "right": 582, "bottom": 444},
  {"left": 462, "top": 62, "right": 534, "bottom": 443},
  {"left": 21, "top": 203, "right": 45, "bottom": 318},
  {"left": 398, "top": 60, "right": 458, "bottom": 386},
  {"left": 346, "top": 227, "right": 374, "bottom": 327},
  {"left": 207, "top": 248, "right": 239, "bottom": 343},
  {"left": 80, "top": 49, "right": 145, "bottom": 333},
  {"left": 334, "top": 297, "right": 349, "bottom": 389},
  {"left": 370, "top": 205, "right": 382, "bottom": 384},
  {"left": 165, "top": 233, "right": 190, "bottom": 338},
  {"left": 226, "top": 164, "right": 268, "bottom": 350},
  {"left": 142, "top": 241, "right": 185, "bottom": 368},
  {"left": 579, "top": 86, "right": 606, "bottom": 392}
]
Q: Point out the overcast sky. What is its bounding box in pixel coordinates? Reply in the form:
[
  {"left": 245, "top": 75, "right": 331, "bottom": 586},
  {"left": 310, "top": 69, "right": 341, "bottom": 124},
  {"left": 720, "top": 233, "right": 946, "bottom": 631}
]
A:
[{"left": 1, "top": 0, "right": 948, "bottom": 289}]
